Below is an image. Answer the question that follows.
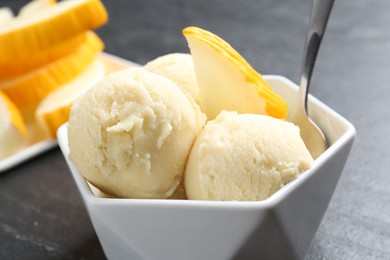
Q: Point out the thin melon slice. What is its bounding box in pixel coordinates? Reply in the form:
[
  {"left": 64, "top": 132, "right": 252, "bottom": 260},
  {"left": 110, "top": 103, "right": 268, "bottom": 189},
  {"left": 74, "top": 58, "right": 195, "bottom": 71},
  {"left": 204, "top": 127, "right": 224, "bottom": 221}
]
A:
[
  {"left": 0, "top": 91, "right": 27, "bottom": 159},
  {"left": 183, "top": 26, "right": 288, "bottom": 120},
  {"left": 0, "top": 32, "right": 104, "bottom": 108},
  {"left": 0, "top": 32, "right": 89, "bottom": 81},
  {"left": 0, "top": 0, "right": 107, "bottom": 62}
]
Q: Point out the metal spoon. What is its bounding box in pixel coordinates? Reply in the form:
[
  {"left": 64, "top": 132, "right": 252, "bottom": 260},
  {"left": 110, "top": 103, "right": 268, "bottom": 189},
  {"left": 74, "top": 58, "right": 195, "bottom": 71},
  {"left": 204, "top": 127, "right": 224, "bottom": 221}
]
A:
[{"left": 291, "top": 0, "right": 334, "bottom": 159}]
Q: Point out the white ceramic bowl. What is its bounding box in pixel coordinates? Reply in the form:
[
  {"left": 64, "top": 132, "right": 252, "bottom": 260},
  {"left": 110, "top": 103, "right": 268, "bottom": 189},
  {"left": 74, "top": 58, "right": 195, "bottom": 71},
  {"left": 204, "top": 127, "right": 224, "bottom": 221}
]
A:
[{"left": 57, "top": 75, "right": 355, "bottom": 260}]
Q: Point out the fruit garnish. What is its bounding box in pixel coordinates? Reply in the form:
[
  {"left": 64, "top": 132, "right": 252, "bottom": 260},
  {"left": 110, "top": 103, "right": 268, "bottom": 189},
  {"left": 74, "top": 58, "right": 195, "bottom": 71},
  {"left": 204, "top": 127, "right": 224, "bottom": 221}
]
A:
[
  {"left": 0, "top": 0, "right": 107, "bottom": 63},
  {"left": 36, "top": 60, "right": 106, "bottom": 138},
  {"left": 0, "top": 32, "right": 90, "bottom": 81},
  {"left": 0, "top": 91, "right": 27, "bottom": 159},
  {"left": 0, "top": 32, "right": 104, "bottom": 108},
  {"left": 183, "top": 26, "right": 288, "bottom": 120}
]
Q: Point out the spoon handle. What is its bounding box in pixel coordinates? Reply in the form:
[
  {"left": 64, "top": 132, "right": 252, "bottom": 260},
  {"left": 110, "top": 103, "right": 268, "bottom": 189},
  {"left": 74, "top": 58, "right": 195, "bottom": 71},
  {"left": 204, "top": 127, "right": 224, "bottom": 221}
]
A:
[{"left": 300, "top": 0, "right": 335, "bottom": 112}]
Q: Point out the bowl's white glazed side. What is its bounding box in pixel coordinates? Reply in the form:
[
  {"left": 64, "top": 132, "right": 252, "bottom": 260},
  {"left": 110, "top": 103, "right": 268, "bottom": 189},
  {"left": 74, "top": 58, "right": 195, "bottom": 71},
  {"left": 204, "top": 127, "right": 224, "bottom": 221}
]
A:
[
  {"left": 231, "top": 137, "right": 354, "bottom": 259},
  {"left": 57, "top": 75, "right": 355, "bottom": 260},
  {"left": 229, "top": 76, "right": 356, "bottom": 259}
]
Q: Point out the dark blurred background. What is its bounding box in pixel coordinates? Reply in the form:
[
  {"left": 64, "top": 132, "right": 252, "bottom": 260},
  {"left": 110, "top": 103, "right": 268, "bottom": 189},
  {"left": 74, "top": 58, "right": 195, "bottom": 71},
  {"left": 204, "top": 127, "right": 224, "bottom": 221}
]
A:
[{"left": 1, "top": 0, "right": 389, "bottom": 259}]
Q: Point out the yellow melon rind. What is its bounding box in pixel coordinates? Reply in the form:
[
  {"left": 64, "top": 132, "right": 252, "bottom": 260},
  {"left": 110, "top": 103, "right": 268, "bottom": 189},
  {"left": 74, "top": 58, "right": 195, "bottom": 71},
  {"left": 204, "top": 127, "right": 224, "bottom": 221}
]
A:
[
  {"left": 183, "top": 26, "right": 288, "bottom": 119},
  {"left": 0, "top": 0, "right": 107, "bottom": 61},
  {"left": 0, "top": 32, "right": 88, "bottom": 80},
  {"left": 0, "top": 32, "right": 104, "bottom": 108},
  {"left": 0, "top": 91, "right": 27, "bottom": 137},
  {"left": 0, "top": 91, "right": 28, "bottom": 159}
]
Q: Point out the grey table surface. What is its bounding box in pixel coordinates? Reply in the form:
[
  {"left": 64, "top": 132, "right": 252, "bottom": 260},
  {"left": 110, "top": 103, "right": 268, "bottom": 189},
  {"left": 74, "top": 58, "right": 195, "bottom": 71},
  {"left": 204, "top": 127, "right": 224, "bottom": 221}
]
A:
[{"left": 1, "top": 0, "right": 389, "bottom": 259}]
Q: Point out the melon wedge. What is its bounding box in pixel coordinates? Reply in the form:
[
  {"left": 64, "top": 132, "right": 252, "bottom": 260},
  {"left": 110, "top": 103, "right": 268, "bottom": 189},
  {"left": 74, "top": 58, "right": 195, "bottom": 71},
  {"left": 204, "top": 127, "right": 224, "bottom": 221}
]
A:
[
  {"left": 183, "top": 26, "right": 288, "bottom": 120},
  {"left": 0, "top": 0, "right": 107, "bottom": 62},
  {"left": 0, "top": 32, "right": 88, "bottom": 80},
  {"left": 0, "top": 7, "right": 14, "bottom": 25},
  {"left": 36, "top": 60, "right": 106, "bottom": 138},
  {"left": 19, "top": 0, "right": 56, "bottom": 17},
  {"left": 0, "top": 32, "right": 104, "bottom": 108},
  {"left": 0, "top": 91, "right": 27, "bottom": 159}
]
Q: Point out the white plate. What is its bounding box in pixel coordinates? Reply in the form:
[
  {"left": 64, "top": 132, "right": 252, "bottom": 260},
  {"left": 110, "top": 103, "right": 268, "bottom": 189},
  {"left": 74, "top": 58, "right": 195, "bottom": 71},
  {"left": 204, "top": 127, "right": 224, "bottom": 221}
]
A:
[{"left": 0, "top": 52, "right": 138, "bottom": 172}]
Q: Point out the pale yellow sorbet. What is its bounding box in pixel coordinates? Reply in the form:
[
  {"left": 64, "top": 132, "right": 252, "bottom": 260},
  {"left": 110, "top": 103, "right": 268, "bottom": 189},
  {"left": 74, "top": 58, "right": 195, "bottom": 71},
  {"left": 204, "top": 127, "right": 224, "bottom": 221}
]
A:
[
  {"left": 185, "top": 111, "right": 313, "bottom": 201},
  {"left": 144, "top": 53, "right": 200, "bottom": 106},
  {"left": 67, "top": 67, "right": 206, "bottom": 199}
]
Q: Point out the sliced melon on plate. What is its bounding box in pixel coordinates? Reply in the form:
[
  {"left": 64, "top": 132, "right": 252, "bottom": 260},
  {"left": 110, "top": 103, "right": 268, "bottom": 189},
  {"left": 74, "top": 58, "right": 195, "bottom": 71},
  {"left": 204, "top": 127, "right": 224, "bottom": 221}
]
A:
[
  {"left": 0, "top": 0, "right": 107, "bottom": 62},
  {"left": 0, "top": 32, "right": 89, "bottom": 80},
  {"left": 36, "top": 60, "right": 106, "bottom": 138},
  {"left": 183, "top": 26, "right": 288, "bottom": 120},
  {"left": 0, "top": 91, "right": 27, "bottom": 159},
  {"left": 0, "top": 32, "right": 104, "bottom": 108}
]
